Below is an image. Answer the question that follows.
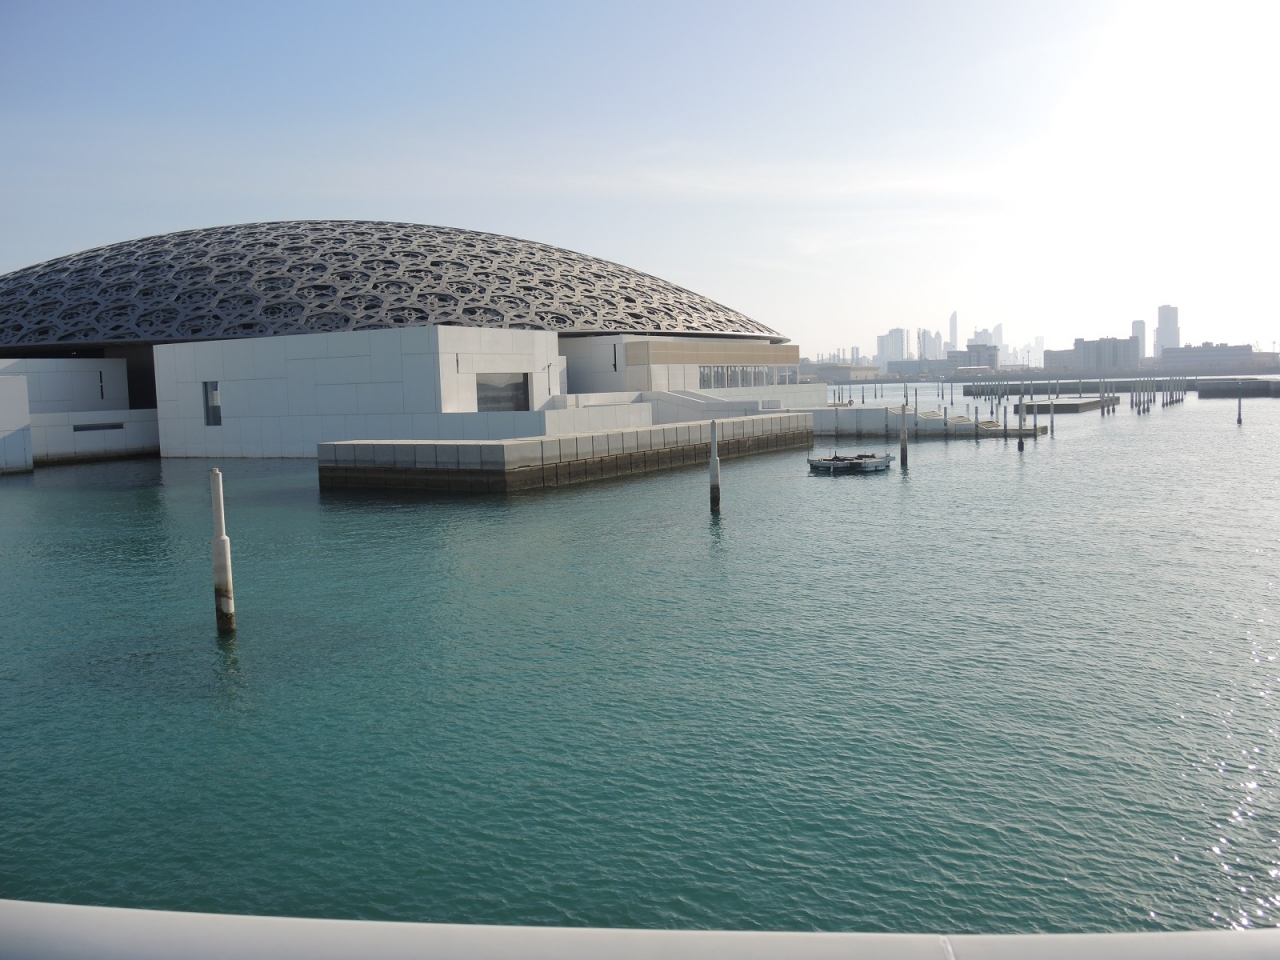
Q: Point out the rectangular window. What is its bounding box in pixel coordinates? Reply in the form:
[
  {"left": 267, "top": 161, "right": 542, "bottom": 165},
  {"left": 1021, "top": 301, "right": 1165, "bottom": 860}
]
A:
[
  {"left": 765, "top": 366, "right": 775, "bottom": 386},
  {"left": 699, "top": 366, "right": 711, "bottom": 389},
  {"left": 728, "top": 366, "right": 740, "bottom": 388},
  {"left": 713, "top": 366, "right": 726, "bottom": 389},
  {"left": 202, "top": 381, "right": 222, "bottom": 426},
  {"left": 72, "top": 422, "right": 124, "bottom": 432},
  {"left": 476, "top": 372, "right": 531, "bottom": 412}
]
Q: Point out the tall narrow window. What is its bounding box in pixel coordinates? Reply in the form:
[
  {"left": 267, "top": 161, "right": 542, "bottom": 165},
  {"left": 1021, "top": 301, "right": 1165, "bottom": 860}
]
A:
[{"left": 203, "top": 381, "right": 222, "bottom": 426}]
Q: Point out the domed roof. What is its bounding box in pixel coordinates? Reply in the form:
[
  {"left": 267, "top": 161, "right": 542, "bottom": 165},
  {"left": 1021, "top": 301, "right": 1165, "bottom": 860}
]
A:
[{"left": 0, "top": 221, "right": 781, "bottom": 347}]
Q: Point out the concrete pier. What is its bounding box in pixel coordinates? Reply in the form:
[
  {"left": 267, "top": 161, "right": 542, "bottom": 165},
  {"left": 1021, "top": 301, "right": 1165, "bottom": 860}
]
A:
[
  {"left": 5, "top": 898, "right": 1280, "bottom": 960},
  {"left": 317, "top": 414, "right": 812, "bottom": 494},
  {"left": 807, "top": 405, "right": 1040, "bottom": 439},
  {"left": 1013, "top": 396, "right": 1117, "bottom": 414}
]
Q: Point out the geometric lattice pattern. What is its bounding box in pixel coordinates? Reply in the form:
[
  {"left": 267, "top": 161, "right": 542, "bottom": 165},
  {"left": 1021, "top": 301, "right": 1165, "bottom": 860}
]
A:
[{"left": 0, "top": 220, "right": 781, "bottom": 347}]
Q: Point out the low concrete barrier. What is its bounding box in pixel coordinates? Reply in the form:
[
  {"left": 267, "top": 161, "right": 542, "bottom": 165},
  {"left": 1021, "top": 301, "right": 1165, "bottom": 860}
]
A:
[
  {"left": 317, "top": 414, "right": 813, "bottom": 493},
  {"left": 804, "top": 406, "right": 1042, "bottom": 440},
  {"left": 2, "top": 899, "right": 1278, "bottom": 960}
]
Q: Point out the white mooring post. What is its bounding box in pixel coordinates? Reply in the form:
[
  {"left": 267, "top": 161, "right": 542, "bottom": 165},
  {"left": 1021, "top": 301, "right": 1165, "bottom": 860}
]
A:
[
  {"left": 1017, "top": 394, "right": 1025, "bottom": 452},
  {"left": 899, "top": 402, "right": 908, "bottom": 470},
  {"left": 709, "top": 420, "right": 721, "bottom": 514},
  {"left": 210, "top": 468, "right": 236, "bottom": 635}
]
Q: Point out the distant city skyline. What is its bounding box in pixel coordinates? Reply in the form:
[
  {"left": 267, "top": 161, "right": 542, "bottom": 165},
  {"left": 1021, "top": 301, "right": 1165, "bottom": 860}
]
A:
[{"left": 1, "top": 2, "right": 1276, "bottom": 356}]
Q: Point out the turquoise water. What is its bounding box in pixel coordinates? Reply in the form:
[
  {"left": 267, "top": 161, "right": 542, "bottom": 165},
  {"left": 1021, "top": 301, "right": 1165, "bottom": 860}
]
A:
[{"left": 1, "top": 397, "right": 1277, "bottom": 933}]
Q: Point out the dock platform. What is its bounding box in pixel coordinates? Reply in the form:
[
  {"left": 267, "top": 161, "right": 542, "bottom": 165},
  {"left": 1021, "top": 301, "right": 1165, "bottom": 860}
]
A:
[
  {"left": 1012, "top": 396, "right": 1118, "bottom": 414},
  {"left": 317, "top": 413, "right": 813, "bottom": 494}
]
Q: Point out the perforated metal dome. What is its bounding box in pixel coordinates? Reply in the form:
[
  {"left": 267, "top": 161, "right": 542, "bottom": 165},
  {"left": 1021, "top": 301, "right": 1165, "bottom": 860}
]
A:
[{"left": 0, "top": 221, "right": 781, "bottom": 347}]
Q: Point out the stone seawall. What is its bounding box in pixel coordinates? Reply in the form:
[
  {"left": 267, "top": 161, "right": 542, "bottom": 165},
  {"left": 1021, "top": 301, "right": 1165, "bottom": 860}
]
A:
[{"left": 318, "top": 414, "right": 813, "bottom": 494}]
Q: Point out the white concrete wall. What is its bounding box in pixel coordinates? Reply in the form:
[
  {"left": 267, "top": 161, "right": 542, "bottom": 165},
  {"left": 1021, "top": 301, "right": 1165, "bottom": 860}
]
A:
[
  {"left": 647, "top": 362, "right": 701, "bottom": 392},
  {"left": 0, "top": 357, "right": 129, "bottom": 414},
  {"left": 543, "top": 403, "right": 652, "bottom": 435},
  {"left": 709, "top": 383, "right": 829, "bottom": 406},
  {"left": 439, "top": 326, "right": 565, "bottom": 412},
  {"left": 0, "top": 375, "right": 33, "bottom": 473},
  {"left": 29, "top": 409, "right": 159, "bottom": 464},
  {"left": 642, "top": 391, "right": 765, "bottom": 424},
  {"left": 804, "top": 405, "right": 985, "bottom": 438},
  {"left": 559, "top": 336, "right": 628, "bottom": 393},
  {"left": 156, "top": 327, "right": 566, "bottom": 458},
  {"left": 8, "top": 897, "right": 1280, "bottom": 960},
  {"left": 559, "top": 341, "right": 720, "bottom": 393}
]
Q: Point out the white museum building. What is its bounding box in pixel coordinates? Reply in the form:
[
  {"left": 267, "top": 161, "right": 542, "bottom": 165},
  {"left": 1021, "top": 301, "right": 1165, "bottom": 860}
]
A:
[{"left": 0, "top": 221, "right": 819, "bottom": 471}]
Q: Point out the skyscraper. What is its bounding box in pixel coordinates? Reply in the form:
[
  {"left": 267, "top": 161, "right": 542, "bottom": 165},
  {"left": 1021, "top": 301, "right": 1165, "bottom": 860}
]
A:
[
  {"left": 1155, "top": 306, "right": 1179, "bottom": 358},
  {"left": 1132, "top": 320, "right": 1147, "bottom": 359},
  {"left": 875, "top": 328, "right": 911, "bottom": 372},
  {"left": 948, "top": 311, "right": 958, "bottom": 353}
]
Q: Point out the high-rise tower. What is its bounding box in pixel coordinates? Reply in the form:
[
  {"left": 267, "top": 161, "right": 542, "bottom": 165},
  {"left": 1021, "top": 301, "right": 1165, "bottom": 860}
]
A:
[
  {"left": 1132, "top": 320, "right": 1147, "bottom": 359},
  {"left": 1155, "top": 306, "right": 1179, "bottom": 358}
]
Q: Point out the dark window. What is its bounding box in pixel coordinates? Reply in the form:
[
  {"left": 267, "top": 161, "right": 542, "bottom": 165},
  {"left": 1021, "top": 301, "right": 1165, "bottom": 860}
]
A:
[
  {"left": 72, "top": 422, "right": 124, "bottom": 432},
  {"left": 476, "top": 373, "right": 530, "bottom": 412},
  {"left": 203, "top": 381, "right": 222, "bottom": 426},
  {"left": 699, "top": 366, "right": 711, "bottom": 389}
]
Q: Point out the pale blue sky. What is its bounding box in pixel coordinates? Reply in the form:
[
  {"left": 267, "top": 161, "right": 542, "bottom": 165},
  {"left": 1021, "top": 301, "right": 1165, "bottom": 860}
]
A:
[{"left": 2, "top": 1, "right": 1276, "bottom": 355}]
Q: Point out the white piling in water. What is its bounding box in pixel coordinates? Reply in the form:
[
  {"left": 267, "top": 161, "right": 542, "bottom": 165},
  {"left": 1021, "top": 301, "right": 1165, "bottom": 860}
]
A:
[
  {"left": 1238, "top": 382, "right": 1243, "bottom": 426},
  {"left": 899, "top": 402, "right": 908, "bottom": 470},
  {"left": 709, "top": 420, "right": 721, "bottom": 514},
  {"left": 1049, "top": 396, "right": 1055, "bottom": 437},
  {"left": 210, "top": 468, "right": 236, "bottom": 635},
  {"left": 1017, "top": 394, "right": 1025, "bottom": 452}
]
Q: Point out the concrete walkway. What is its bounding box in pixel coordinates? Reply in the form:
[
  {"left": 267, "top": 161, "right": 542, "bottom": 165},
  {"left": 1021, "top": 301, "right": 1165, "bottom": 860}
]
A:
[{"left": 3, "top": 899, "right": 1278, "bottom": 960}]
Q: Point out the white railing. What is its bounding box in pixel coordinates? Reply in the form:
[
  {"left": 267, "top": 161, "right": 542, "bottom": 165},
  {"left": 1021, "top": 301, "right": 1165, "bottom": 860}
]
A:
[{"left": 3, "top": 899, "right": 1279, "bottom": 960}]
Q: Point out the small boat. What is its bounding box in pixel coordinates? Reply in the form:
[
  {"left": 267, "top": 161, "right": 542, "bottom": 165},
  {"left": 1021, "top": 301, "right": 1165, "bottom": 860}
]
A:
[{"left": 807, "top": 452, "right": 895, "bottom": 473}]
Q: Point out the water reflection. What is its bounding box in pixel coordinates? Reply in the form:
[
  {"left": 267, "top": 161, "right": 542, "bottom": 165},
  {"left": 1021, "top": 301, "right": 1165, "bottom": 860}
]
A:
[{"left": 213, "top": 635, "right": 248, "bottom": 709}]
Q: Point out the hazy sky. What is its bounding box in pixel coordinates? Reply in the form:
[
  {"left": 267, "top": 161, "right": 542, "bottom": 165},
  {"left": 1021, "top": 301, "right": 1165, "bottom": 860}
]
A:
[{"left": 1, "top": 1, "right": 1277, "bottom": 355}]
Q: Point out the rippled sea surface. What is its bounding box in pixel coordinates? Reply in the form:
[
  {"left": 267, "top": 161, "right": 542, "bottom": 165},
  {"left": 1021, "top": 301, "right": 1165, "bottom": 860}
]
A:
[{"left": 1, "top": 394, "right": 1277, "bottom": 933}]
